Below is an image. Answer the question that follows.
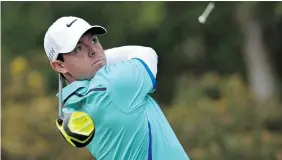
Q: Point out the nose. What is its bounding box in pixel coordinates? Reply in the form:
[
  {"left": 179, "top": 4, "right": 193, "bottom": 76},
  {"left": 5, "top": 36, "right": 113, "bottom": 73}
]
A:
[
  {"left": 88, "top": 45, "right": 96, "bottom": 57},
  {"left": 89, "top": 51, "right": 95, "bottom": 57}
]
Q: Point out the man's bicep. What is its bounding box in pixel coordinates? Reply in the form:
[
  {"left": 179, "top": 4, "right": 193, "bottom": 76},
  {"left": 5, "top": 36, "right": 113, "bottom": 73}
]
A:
[
  {"left": 108, "top": 60, "right": 156, "bottom": 111},
  {"left": 132, "top": 58, "right": 157, "bottom": 91}
]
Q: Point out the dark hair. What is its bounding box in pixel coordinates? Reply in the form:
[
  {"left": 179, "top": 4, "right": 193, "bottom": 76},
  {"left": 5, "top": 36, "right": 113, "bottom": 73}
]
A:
[
  {"left": 57, "top": 53, "right": 64, "bottom": 62},
  {"left": 57, "top": 54, "right": 66, "bottom": 79}
]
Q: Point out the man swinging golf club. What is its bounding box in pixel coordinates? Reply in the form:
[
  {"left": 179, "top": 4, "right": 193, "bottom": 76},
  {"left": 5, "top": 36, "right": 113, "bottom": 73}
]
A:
[{"left": 44, "top": 16, "right": 189, "bottom": 160}]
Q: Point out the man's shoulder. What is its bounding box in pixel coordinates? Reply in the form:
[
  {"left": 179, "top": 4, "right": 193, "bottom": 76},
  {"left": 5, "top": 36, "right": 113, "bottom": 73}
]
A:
[
  {"left": 61, "top": 76, "right": 108, "bottom": 106},
  {"left": 94, "top": 59, "right": 140, "bottom": 79}
]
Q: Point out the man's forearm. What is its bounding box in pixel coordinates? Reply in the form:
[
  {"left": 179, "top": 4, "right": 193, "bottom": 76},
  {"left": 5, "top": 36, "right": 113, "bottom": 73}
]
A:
[{"left": 105, "top": 46, "right": 158, "bottom": 77}]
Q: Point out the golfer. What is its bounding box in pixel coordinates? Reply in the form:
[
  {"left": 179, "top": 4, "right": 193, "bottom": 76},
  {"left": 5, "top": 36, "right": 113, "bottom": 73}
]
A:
[{"left": 44, "top": 16, "right": 189, "bottom": 160}]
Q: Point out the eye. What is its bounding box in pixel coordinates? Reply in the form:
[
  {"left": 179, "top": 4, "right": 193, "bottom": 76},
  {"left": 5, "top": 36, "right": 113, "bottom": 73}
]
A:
[
  {"left": 74, "top": 45, "right": 82, "bottom": 53},
  {"left": 91, "top": 36, "right": 98, "bottom": 44}
]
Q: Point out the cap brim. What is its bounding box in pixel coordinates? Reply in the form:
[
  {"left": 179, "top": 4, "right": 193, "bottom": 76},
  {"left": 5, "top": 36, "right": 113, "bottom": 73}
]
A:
[
  {"left": 88, "top": 25, "right": 107, "bottom": 35},
  {"left": 60, "top": 25, "right": 107, "bottom": 54}
]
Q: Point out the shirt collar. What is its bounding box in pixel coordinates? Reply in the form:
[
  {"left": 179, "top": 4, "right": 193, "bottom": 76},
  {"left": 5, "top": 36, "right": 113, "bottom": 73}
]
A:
[{"left": 56, "top": 80, "right": 89, "bottom": 103}]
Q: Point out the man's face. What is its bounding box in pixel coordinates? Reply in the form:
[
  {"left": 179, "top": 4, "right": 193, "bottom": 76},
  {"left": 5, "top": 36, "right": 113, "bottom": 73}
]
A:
[{"left": 52, "top": 33, "right": 107, "bottom": 81}]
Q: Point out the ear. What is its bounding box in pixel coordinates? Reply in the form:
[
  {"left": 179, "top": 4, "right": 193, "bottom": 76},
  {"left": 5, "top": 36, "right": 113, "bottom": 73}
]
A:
[{"left": 50, "top": 60, "right": 68, "bottom": 74}]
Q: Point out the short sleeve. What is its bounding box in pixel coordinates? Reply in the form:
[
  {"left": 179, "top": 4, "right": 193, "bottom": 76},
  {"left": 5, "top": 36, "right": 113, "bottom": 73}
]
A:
[
  {"left": 107, "top": 59, "right": 156, "bottom": 112},
  {"left": 105, "top": 46, "right": 158, "bottom": 78}
]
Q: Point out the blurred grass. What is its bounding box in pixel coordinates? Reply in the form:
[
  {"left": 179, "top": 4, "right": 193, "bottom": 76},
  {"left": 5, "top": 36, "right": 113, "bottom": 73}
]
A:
[{"left": 2, "top": 57, "right": 282, "bottom": 160}]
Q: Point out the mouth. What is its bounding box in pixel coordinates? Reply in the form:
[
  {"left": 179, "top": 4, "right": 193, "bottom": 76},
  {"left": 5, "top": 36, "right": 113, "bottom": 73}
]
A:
[{"left": 92, "top": 59, "right": 102, "bottom": 66}]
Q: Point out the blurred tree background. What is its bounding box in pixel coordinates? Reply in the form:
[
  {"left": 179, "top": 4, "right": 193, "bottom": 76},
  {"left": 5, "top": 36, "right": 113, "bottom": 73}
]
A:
[{"left": 2, "top": 1, "right": 282, "bottom": 160}]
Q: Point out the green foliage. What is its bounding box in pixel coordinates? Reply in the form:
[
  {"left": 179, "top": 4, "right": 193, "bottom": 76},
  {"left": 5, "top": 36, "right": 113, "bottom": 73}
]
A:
[{"left": 166, "top": 73, "right": 282, "bottom": 160}]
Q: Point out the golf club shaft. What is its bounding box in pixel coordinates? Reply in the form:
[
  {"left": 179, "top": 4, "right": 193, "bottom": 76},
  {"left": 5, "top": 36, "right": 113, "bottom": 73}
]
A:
[{"left": 59, "top": 73, "right": 63, "bottom": 118}]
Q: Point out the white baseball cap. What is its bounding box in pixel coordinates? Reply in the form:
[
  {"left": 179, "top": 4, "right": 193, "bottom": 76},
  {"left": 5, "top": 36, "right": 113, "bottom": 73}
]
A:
[{"left": 44, "top": 16, "right": 107, "bottom": 61}]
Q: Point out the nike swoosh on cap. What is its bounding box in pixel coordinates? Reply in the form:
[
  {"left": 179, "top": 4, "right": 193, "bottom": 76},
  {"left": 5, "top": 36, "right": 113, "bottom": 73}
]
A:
[{"left": 66, "top": 19, "right": 78, "bottom": 27}]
